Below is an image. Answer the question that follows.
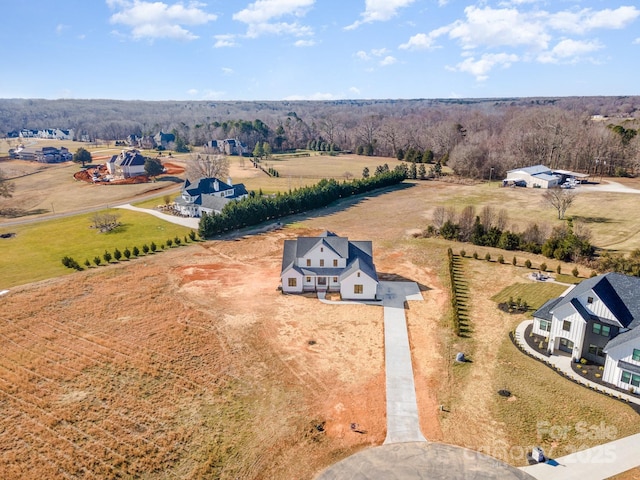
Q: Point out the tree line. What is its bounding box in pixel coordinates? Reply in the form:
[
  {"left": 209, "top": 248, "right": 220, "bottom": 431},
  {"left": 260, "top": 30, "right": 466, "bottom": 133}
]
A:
[
  {"left": 198, "top": 166, "right": 406, "bottom": 238},
  {"left": 2, "top": 97, "right": 639, "bottom": 180}
]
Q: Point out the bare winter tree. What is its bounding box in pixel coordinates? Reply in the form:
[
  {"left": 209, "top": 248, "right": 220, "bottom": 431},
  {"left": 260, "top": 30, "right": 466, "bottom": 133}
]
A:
[
  {"left": 458, "top": 205, "right": 476, "bottom": 242},
  {"left": 432, "top": 206, "right": 446, "bottom": 229},
  {"left": 0, "top": 169, "right": 15, "bottom": 198},
  {"left": 543, "top": 187, "right": 577, "bottom": 220},
  {"left": 187, "top": 153, "right": 230, "bottom": 180}
]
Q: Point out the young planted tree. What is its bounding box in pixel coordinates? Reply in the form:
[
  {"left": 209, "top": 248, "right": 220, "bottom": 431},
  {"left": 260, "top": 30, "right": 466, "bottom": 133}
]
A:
[
  {"left": 113, "top": 248, "right": 122, "bottom": 261},
  {"left": 103, "top": 250, "right": 112, "bottom": 263}
]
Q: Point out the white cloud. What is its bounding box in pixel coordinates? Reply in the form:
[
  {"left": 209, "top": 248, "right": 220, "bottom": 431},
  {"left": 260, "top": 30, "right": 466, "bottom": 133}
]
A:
[
  {"left": 221, "top": 67, "right": 234, "bottom": 75},
  {"left": 55, "top": 24, "right": 69, "bottom": 35},
  {"left": 548, "top": 6, "right": 640, "bottom": 35},
  {"left": 346, "top": 0, "right": 416, "bottom": 30},
  {"left": 233, "top": 0, "right": 315, "bottom": 38},
  {"left": 349, "top": 86, "right": 361, "bottom": 95},
  {"left": 380, "top": 55, "right": 397, "bottom": 66},
  {"left": 537, "top": 39, "right": 603, "bottom": 64},
  {"left": 202, "top": 89, "right": 225, "bottom": 99},
  {"left": 356, "top": 50, "right": 370, "bottom": 60},
  {"left": 448, "top": 52, "right": 518, "bottom": 81},
  {"left": 187, "top": 88, "right": 199, "bottom": 95},
  {"left": 634, "top": 38, "right": 640, "bottom": 45},
  {"left": 399, "top": 30, "right": 445, "bottom": 50},
  {"left": 371, "top": 48, "right": 389, "bottom": 57},
  {"left": 214, "top": 34, "right": 237, "bottom": 48},
  {"left": 294, "top": 39, "right": 316, "bottom": 47},
  {"left": 107, "top": 0, "right": 217, "bottom": 41},
  {"left": 448, "top": 6, "right": 550, "bottom": 51}
]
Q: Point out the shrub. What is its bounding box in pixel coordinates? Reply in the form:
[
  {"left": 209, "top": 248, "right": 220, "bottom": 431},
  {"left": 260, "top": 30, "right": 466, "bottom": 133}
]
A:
[
  {"left": 84, "top": 259, "right": 91, "bottom": 268},
  {"left": 132, "top": 246, "right": 140, "bottom": 257},
  {"left": 150, "top": 242, "right": 157, "bottom": 252},
  {"left": 113, "top": 248, "right": 122, "bottom": 261},
  {"left": 580, "top": 358, "right": 587, "bottom": 365},
  {"left": 103, "top": 250, "right": 112, "bottom": 263},
  {"left": 512, "top": 256, "right": 517, "bottom": 266},
  {"left": 525, "top": 259, "right": 532, "bottom": 269},
  {"left": 572, "top": 267, "right": 579, "bottom": 277},
  {"left": 142, "top": 244, "right": 150, "bottom": 254},
  {"left": 174, "top": 236, "right": 181, "bottom": 245},
  {"left": 497, "top": 254, "right": 504, "bottom": 264},
  {"left": 485, "top": 252, "right": 491, "bottom": 261},
  {"left": 460, "top": 249, "right": 466, "bottom": 257},
  {"left": 189, "top": 230, "right": 197, "bottom": 241},
  {"left": 473, "top": 252, "right": 478, "bottom": 259},
  {"left": 557, "top": 264, "right": 562, "bottom": 274},
  {"left": 166, "top": 239, "right": 173, "bottom": 248},
  {"left": 591, "top": 270, "right": 597, "bottom": 278},
  {"left": 538, "top": 341, "right": 544, "bottom": 349},
  {"left": 93, "top": 256, "right": 101, "bottom": 266},
  {"left": 160, "top": 243, "right": 165, "bottom": 250},
  {"left": 123, "top": 247, "right": 131, "bottom": 259},
  {"left": 61, "top": 256, "right": 82, "bottom": 271},
  {"left": 540, "top": 262, "right": 547, "bottom": 272}
]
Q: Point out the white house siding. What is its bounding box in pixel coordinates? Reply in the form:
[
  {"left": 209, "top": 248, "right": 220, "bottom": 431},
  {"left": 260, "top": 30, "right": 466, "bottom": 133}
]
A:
[
  {"left": 340, "top": 271, "right": 378, "bottom": 300},
  {"left": 298, "top": 245, "right": 345, "bottom": 269},
  {"left": 576, "top": 291, "right": 617, "bottom": 322},
  {"left": 603, "top": 342, "right": 640, "bottom": 389},
  {"left": 532, "top": 317, "right": 552, "bottom": 338},
  {"left": 548, "top": 305, "right": 586, "bottom": 360},
  {"left": 281, "top": 269, "right": 303, "bottom": 293}
]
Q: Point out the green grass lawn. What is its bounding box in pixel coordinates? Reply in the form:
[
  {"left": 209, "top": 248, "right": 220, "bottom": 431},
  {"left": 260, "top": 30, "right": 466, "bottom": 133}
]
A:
[
  {"left": 1, "top": 209, "right": 192, "bottom": 288},
  {"left": 491, "top": 282, "right": 570, "bottom": 313}
]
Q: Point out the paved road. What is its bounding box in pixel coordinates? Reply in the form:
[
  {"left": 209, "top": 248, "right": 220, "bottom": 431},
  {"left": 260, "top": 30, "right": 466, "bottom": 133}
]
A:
[
  {"left": 520, "top": 432, "right": 640, "bottom": 480},
  {"left": 115, "top": 203, "right": 200, "bottom": 229},
  {"left": 316, "top": 442, "right": 534, "bottom": 480},
  {"left": 379, "top": 281, "right": 427, "bottom": 444}
]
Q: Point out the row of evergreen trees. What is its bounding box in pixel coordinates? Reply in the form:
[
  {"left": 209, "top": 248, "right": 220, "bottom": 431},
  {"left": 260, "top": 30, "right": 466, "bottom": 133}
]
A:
[{"left": 199, "top": 167, "right": 406, "bottom": 238}]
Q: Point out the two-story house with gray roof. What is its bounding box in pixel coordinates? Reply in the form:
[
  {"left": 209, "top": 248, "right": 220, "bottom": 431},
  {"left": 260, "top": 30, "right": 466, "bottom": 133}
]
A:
[
  {"left": 174, "top": 177, "right": 248, "bottom": 217},
  {"left": 533, "top": 272, "right": 640, "bottom": 391},
  {"left": 280, "top": 231, "right": 379, "bottom": 300}
]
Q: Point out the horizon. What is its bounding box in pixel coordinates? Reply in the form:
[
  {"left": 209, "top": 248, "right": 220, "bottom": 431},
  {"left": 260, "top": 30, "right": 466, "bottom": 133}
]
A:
[{"left": 1, "top": 1, "right": 639, "bottom": 101}]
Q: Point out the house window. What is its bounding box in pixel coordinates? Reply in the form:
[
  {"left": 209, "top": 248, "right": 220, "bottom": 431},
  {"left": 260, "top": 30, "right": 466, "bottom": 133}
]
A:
[
  {"left": 587, "top": 296, "right": 594, "bottom": 304},
  {"left": 320, "top": 247, "right": 323, "bottom": 252},
  {"left": 333, "top": 277, "right": 338, "bottom": 283},
  {"left": 288, "top": 278, "right": 297, "bottom": 287},
  {"left": 621, "top": 371, "right": 640, "bottom": 387},
  {"left": 592, "top": 323, "right": 610, "bottom": 337},
  {"left": 320, "top": 259, "right": 325, "bottom": 267},
  {"left": 539, "top": 320, "right": 551, "bottom": 332},
  {"left": 354, "top": 285, "right": 363, "bottom": 294},
  {"left": 306, "top": 276, "right": 311, "bottom": 282},
  {"left": 357, "top": 272, "right": 360, "bottom": 277},
  {"left": 306, "top": 259, "right": 311, "bottom": 267},
  {"left": 333, "top": 259, "right": 338, "bottom": 267},
  {"left": 562, "top": 320, "right": 571, "bottom": 332},
  {"left": 633, "top": 349, "right": 640, "bottom": 362},
  {"left": 588, "top": 344, "right": 605, "bottom": 357}
]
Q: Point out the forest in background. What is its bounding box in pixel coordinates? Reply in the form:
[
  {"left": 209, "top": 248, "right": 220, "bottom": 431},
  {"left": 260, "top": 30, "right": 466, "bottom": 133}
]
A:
[{"left": 1, "top": 96, "right": 639, "bottom": 179}]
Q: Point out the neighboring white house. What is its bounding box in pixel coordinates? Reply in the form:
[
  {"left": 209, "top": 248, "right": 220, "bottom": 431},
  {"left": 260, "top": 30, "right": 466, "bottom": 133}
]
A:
[
  {"left": 533, "top": 272, "right": 640, "bottom": 392},
  {"left": 280, "top": 231, "right": 379, "bottom": 300},
  {"left": 106, "top": 150, "right": 147, "bottom": 178},
  {"left": 174, "top": 177, "right": 248, "bottom": 217}
]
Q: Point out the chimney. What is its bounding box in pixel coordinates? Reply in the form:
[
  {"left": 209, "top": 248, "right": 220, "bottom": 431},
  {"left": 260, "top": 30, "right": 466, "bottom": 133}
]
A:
[
  {"left": 213, "top": 179, "right": 219, "bottom": 191},
  {"left": 227, "top": 177, "right": 233, "bottom": 186}
]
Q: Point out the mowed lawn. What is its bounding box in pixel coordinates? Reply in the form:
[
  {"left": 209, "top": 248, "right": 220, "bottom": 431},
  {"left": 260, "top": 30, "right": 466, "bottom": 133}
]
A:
[{"left": 1, "top": 210, "right": 192, "bottom": 288}]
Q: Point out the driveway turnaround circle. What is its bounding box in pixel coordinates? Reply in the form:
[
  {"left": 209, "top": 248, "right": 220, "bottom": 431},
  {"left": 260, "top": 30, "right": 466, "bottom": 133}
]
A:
[{"left": 315, "top": 442, "right": 535, "bottom": 480}]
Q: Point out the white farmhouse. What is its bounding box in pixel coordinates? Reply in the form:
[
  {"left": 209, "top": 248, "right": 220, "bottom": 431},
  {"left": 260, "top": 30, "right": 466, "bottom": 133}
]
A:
[
  {"left": 280, "top": 231, "right": 379, "bottom": 300},
  {"left": 533, "top": 272, "right": 640, "bottom": 392},
  {"left": 174, "top": 177, "right": 248, "bottom": 217}
]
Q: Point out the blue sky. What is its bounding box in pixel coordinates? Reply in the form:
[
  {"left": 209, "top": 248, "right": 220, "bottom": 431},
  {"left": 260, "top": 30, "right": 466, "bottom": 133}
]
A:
[{"left": 2, "top": 0, "right": 639, "bottom": 100}]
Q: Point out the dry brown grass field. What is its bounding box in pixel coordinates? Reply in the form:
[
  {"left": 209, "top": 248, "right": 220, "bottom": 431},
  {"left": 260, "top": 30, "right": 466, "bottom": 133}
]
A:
[{"left": 2, "top": 180, "right": 640, "bottom": 478}]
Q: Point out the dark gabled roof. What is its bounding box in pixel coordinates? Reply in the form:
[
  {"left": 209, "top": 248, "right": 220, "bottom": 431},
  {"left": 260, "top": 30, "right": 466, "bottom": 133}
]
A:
[
  {"left": 281, "top": 239, "right": 299, "bottom": 272},
  {"left": 569, "top": 297, "right": 599, "bottom": 323},
  {"left": 543, "top": 273, "right": 640, "bottom": 329},
  {"left": 533, "top": 297, "right": 563, "bottom": 321},
  {"left": 605, "top": 327, "right": 640, "bottom": 352},
  {"left": 182, "top": 177, "right": 248, "bottom": 199},
  {"left": 294, "top": 234, "right": 349, "bottom": 259}
]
